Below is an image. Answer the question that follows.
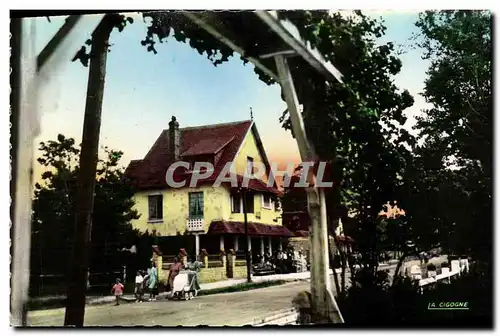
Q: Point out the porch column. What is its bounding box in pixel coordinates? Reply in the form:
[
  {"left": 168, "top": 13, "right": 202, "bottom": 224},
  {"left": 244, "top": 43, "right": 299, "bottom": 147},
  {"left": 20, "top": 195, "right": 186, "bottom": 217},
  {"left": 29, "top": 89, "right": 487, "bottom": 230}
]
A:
[
  {"left": 234, "top": 236, "right": 239, "bottom": 252},
  {"left": 268, "top": 236, "right": 272, "bottom": 255},
  {"left": 278, "top": 238, "right": 283, "bottom": 251},
  {"left": 260, "top": 237, "right": 265, "bottom": 255},
  {"left": 195, "top": 234, "right": 200, "bottom": 260},
  {"left": 247, "top": 236, "right": 252, "bottom": 252},
  {"left": 220, "top": 236, "right": 225, "bottom": 251}
]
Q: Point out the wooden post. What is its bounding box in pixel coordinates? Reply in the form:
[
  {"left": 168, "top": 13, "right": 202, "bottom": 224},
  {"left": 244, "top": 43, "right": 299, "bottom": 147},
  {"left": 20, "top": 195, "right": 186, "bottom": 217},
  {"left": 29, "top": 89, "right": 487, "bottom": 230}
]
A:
[
  {"left": 242, "top": 188, "right": 252, "bottom": 282},
  {"left": 234, "top": 236, "right": 239, "bottom": 252},
  {"left": 10, "top": 18, "right": 37, "bottom": 326},
  {"left": 195, "top": 234, "right": 200, "bottom": 261},
  {"left": 64, "top": 17, "right": 114, "bottom": 327},
  {"left": 260, "top": 237, "right": 265, "bottom": 258},
  {"left": 219, "top": 236, "right": 225, "bottom": 251},
  {"left": 274, "top": 55, "right": 343, "bottom": 324}
]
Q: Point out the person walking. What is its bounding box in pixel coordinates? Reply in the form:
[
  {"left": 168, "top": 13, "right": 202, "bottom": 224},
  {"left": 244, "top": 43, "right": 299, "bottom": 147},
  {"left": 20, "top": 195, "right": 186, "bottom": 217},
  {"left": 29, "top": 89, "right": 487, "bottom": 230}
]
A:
[
  {"left": 167, "top": 257, "right": 183, "bottom": 298},
  {"left": 134, "top": 271, "right": 144, "bottom": 302},
  {"left": 147, "top": 262, "right": 158, "bottom": 301},
  {"left": 111, "top": 278, "right": 124, "bottom": 306}
]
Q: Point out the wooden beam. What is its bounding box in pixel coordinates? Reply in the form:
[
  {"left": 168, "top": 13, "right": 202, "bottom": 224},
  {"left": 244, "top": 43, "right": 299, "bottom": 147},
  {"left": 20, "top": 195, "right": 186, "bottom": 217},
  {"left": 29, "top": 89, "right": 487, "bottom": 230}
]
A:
[
  {"left": 274, "top": 54, "right": 344, "bottom": 324},
  {"left": 183, "top": 12, "right": 279, "bottom": 81},
  {"left": 256, "top": 11, "right": 344, "bottom": 84},
  {"left": 10, "top": 14, "right": 105, "bottom": 326}
]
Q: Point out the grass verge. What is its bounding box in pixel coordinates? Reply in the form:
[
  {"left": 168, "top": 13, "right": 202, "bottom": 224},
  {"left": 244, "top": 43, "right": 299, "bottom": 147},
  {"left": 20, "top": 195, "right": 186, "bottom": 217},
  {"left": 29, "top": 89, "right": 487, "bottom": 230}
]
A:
[{"left": 198, "top": 280, "right": 288, "bottom": 296}]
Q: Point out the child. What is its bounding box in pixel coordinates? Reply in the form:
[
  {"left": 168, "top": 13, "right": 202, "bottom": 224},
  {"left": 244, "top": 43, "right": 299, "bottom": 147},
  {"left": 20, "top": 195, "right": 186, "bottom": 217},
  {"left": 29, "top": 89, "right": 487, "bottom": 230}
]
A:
[
  {"left": 134, "top": 271, "right": 144, "bottom": 302},
  {"left": 111, "top": 278, "right": 124, "bottom": 306}
]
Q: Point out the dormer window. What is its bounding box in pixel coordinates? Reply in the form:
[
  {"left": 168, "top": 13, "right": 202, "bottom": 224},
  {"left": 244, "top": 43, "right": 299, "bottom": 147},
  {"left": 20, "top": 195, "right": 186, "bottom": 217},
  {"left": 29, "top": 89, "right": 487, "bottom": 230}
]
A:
[
  {"left": 185, "top": 155, "right": 214, "bottom": 172},
  {"left": 246, "top": 156, "right": 255, "bottom": 177},
  {"left": 262, "top": 194, "right": 272, "bottom": 209}
]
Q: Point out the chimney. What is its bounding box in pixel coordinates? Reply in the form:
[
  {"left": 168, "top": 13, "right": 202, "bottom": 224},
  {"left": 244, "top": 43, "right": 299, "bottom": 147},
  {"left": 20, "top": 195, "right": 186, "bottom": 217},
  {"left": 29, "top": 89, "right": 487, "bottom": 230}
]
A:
[{"left": 168, "top": 116, "right": 180, "bottom": 161}]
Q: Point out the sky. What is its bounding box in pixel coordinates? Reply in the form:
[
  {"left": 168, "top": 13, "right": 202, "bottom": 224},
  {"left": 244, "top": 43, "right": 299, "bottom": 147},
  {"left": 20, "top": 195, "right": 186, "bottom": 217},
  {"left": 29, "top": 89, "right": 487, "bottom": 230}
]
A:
[{"left": 32, "top": 11, "right": 431, "bottom": 180}]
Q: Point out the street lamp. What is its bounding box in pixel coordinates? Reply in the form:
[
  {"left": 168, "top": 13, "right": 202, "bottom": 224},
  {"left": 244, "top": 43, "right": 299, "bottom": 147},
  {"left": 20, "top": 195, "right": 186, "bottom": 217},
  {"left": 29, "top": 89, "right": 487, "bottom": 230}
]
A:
[{"left": 240, "top": 187, "right": 252, "bottom": 283}]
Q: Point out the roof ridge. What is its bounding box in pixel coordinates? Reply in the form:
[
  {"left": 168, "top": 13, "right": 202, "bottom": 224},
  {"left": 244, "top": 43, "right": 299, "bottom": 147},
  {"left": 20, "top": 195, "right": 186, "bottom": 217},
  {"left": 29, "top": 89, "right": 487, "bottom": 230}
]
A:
[{"left": 180, "top": 119, "right": 252, "bottom": 131}]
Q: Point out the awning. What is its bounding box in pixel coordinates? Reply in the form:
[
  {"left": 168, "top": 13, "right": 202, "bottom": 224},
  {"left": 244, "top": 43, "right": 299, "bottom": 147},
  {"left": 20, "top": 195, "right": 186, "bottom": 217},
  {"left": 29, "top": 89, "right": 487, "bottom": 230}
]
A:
[
  {"left": 208, "top": 220, "right": 294, "bottom": 237},
  {"left": 294, "top": 230, "right": 309, "bottom": 238},
  {"left": 335, "top": 235, "right": 355, "bottom": 244}
]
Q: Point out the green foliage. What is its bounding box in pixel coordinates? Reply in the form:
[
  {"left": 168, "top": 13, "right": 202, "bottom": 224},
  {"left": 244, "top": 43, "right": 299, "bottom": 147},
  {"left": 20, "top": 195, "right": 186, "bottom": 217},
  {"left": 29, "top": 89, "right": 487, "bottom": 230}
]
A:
[
  {"left": 31, "top": 135, "right": 142, "bottom": 294},
  {"left": 399, "top": 10, "right": 492, "bottom": 262},
  {"left": 72, "top": 14, "right": 135, "bottom": 66},
  {"left": 277, "top": 11, "right": 415, "bottom": 272},
  {"left": 338, "top": 262, "right": 492, "bottom": 326},
  {"left": 414, "top": 10, "right": 492, "bottom": 171}
]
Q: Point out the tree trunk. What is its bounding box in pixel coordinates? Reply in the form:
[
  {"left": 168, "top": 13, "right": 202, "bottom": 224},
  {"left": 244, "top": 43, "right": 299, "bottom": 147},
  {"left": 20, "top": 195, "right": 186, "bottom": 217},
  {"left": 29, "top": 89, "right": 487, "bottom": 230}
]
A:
[
  {"left": 275, "top": 55, "right": 343, "bottom": 323},
  {"left": 63, "top": 17, "right": 113, "bottom": 327},
  {"left": 328, "top": 238, "right": 341, "bottom": 294},
  {"left": 392, "top": 251, "right": 408, "bottom": 287},
  {"left": 332, "top": 233, "right": 347, "bottom": 292}
]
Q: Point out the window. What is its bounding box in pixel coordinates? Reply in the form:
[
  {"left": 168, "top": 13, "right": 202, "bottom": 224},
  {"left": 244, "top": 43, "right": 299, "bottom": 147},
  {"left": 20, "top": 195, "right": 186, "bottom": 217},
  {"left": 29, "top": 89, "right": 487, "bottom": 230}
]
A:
[
  {"left": 230, "top": 192, "right": 254, "bottom": 213},
  {"left": 244, "top": 192, "right": 254, "bottom": 213},
  {"left": 246, "top": 156, "right": 254, "bottom": 176},
  {"left": 148, "top": 195, "right": 163, "bottom": 221},
  {"left": 231, "top": 194, "right": 241, "bottom": 213},
  {"left": 189, "top": 192, "right": 204, "bottom": 219},
  {"left": 262, "top": 194, "right": 272, "bottom": 209},
  {"left": 274, "top": 199, "right": 281, "bottom": 212}
]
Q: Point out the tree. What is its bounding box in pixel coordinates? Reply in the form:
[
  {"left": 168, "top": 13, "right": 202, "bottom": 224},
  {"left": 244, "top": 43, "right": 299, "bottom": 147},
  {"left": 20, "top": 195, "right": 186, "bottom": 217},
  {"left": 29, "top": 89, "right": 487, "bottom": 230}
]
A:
[
  {"left": 273, "top": 11, "right": 415, "bottom": 282},
  {"left": 409, "top": 10, "right": 492, "bottom": 263},
  {"left": 31, "top": 135, "right": 140, "bottom": 294},
  {"left": 64, "top": 10, "right": 414, "bottom": 321},
  {"left": 65, "top": 14, "right": 135, "bottom": 326}
]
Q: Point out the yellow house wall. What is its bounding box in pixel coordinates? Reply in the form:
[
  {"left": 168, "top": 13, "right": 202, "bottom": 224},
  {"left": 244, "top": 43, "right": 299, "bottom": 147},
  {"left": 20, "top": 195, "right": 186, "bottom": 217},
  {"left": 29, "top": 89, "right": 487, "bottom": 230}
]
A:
[
  {"left": 131, "top": 185, "right": 231, "bottom": 235},
  {"left": 232, "top": 129, "right": 269, "bottom": 183},
  {"left": 229, "top": 128, "right": 282, "bottom": 226},
  {"left": 228, "top": 193, "right": 282, "bottom": 226},
  {"left": 131, "top": 126, "right": 283, "bottom": 235}
]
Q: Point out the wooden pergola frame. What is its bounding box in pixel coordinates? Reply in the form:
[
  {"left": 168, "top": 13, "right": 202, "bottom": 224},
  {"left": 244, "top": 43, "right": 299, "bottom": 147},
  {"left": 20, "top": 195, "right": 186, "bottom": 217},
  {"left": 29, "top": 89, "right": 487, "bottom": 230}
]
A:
[{"left": 11, "top": 11, "right": 345, "bottom": 326}]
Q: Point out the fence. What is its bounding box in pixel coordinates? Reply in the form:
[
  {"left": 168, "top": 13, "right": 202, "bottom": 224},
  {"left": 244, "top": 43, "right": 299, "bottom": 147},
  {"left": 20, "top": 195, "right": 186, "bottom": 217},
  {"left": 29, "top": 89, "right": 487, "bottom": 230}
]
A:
[
  {"left": 158, "top": 248, "right": 249, "bottom": 284},
  {"left": 30, "top": 270, "right": 124, "bottom": 297},
  {"left": 416, "top": 258, "right": 469, "bottom": 292}
]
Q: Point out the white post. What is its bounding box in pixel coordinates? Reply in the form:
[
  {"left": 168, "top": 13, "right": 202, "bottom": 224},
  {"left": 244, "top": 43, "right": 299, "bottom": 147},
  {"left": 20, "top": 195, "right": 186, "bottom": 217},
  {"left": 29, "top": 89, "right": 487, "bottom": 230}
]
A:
[
  {"left": 260, "top": 237, "right": 265, "bottom": 256},
  {"left": 195, "top": 234, "right": 200, "bottom": 260},
  {"left": 268, "top": 236, "right": 272, "bottom": 255},
  {"left": 220, "top": 236, "right": 225, "bottom": 251},
  {"left": 275, "top": 54, "right": 343, "bottom": 324},
  {"left": 278, "top": 238, "right": 283, "bottom": 251},
  {"left": 11, "top": 19, "right": 38, "bottom": 326},
  {"left": 234, "top": 236, "right": 239, "bottom": 252}
]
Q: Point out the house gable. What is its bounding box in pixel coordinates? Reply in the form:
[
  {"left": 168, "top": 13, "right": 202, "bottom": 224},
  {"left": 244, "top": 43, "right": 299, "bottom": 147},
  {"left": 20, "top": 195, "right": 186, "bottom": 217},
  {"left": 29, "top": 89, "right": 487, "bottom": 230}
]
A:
[{"left": 232, "top": 123, "right": 275, "bottom": 185}]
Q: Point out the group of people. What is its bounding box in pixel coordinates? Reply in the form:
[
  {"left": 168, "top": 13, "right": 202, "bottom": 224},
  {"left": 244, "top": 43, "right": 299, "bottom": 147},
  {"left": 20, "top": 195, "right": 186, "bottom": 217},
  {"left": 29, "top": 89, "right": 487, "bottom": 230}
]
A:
[
  {"left": 110, "top": 261, "right": 159, "bottom": 305},
  {"left": 110, "top": 256, "right": 198, "bottom": 305},
  {"left": 134, "top": 262, "right": 159, "bottom": 302},
  {"left": 252, "top": 248, "right": 308, "bottom": 274}
]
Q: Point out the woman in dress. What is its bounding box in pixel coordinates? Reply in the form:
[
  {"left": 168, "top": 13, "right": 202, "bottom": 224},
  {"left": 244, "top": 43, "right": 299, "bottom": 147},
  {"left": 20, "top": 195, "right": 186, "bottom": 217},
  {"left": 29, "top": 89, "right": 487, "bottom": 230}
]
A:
[
  {"left": 147, "top": 262, "right": 158, "bottom": 301},
  {"left": 167, "top": 257, "right": 183, "bottom": 297}
]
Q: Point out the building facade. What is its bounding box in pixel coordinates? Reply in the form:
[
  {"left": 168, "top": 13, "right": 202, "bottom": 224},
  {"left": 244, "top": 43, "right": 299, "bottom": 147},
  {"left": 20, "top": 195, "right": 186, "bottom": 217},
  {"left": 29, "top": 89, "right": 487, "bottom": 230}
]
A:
[{"left": 125, "top": 116, "right": 293, "bottom": 260}]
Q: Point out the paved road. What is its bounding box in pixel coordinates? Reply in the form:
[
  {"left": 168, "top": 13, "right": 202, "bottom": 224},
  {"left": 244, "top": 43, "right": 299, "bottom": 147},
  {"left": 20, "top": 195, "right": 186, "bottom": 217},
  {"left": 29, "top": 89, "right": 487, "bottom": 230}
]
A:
[
  {"left": 28, "top": 280, "right": 314, "bottom": 327},
  {"left": 28, "top": 266, "right": 398, "bottom": 327}
]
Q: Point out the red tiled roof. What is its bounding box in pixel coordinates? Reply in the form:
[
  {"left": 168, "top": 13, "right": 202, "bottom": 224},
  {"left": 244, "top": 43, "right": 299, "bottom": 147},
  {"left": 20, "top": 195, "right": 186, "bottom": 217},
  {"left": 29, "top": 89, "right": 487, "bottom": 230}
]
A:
[
  {"left": 294, "top": 230, "right": 309, "bottom": 238},
  {"left": 208, "top": 220, "right": 295, "bottom": 237},
  {"left": 181, "top": 136, "right": 235, "bottom": 157},
  {"left": 125, "top": 119, "right": 281, "bottom": 195},
  {"left": 335, "top": 235, "right": 355, "bottom": 244},
  {"left": 228, "top": 175, "right": 283, "bottom": 196},
  {"left": 125, "top": 120, "right": 250, "bottom": 189}
]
